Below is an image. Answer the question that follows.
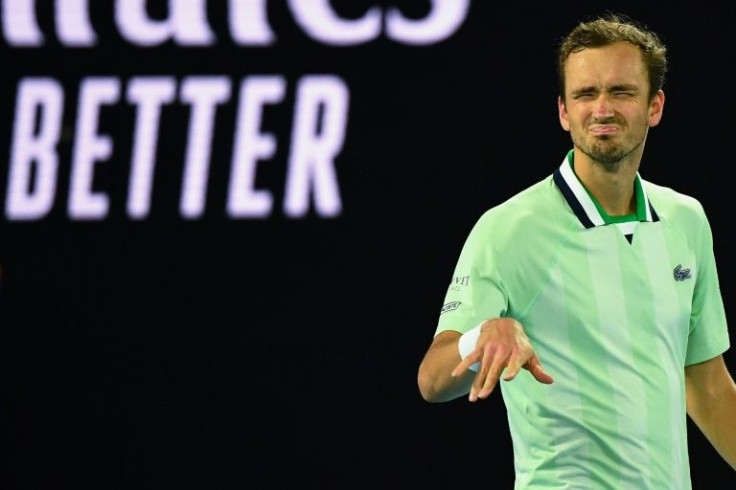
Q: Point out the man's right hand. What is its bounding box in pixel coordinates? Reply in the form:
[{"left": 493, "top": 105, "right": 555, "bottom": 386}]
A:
[{"left": 451, "top": 318, "right": 554, "bottom": 402}]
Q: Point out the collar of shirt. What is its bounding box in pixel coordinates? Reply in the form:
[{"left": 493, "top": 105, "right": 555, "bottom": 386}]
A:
[{"left": 552, "top": 149, "right": 660, "bottom": 229}]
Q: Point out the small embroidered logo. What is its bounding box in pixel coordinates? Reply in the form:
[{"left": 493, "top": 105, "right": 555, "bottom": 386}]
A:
[
  {"left": 673, "top": 264, "right": 691, "bottom": 281},
  {"left": 440, "top": 301, "right": 461, "bottom": 314}
]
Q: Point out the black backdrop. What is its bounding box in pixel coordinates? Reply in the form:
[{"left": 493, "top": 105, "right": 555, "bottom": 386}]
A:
[{"left": 3, "top": 1, "right": 735, "bottom": 488}]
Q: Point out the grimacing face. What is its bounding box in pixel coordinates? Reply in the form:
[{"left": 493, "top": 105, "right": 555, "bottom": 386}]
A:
[{"left": 558, "top": 41, "right": 664, "bottom": 168}]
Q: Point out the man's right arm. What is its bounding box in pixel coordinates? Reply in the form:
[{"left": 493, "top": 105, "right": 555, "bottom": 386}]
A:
[
  {"left": 417, "top": 318, "right": 554, "bottom": 403},
  {"left": 417, "top": 330, "right": 475, "bottom": 403}
]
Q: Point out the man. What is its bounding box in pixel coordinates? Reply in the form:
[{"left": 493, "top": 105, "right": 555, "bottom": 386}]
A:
[{"left": 417, "top": 13, "right": 736, "bottom": 488}]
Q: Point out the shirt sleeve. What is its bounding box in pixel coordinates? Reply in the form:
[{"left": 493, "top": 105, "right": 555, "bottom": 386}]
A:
[
  {"left": 434, "top": 212, "right": 509, "bottom": 337},
  {"left": 685, "top": 207, "right": 730, "bottom": 365}
]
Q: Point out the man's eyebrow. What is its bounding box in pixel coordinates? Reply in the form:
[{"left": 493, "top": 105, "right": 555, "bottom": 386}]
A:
[
  {"left": 608, "top": 84, "right": 639, "bottom": 92},
  {"left": 570, "top": 84, "right": 639, "bottom": 96},
  {"left": 570, "top": 86, "right": 597, "bottom": 96}
]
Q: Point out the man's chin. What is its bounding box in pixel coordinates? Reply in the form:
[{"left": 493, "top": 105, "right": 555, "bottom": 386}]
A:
[{"left": 580, "top": 145, "right": 625, "bottom": 166}]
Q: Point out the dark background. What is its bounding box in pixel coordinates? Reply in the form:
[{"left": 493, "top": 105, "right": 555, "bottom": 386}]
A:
[{"left": 2, "top": 1, "right": 735, "bottom": 488}]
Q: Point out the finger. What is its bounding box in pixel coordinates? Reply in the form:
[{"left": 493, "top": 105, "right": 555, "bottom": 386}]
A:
[
  {"left": 469, "top": 368, "right": 484, "bottom": 402},
  {"left": 527, "top": 356, "right": 554, "bottom": 384},
  {"left": 469, "top": 348, "right": 493, "bottom": 402},
  {"left": 503, "top": 353, "right": 523, "bottom": 381},
  {"left": 452, "top": 351, "right": 481, "bottom": 377},
  {"left": 469, "top": 382, "right": 478, "bottom": 402},
  {"left": 477, "top": 349, "right": 508, "bottom": 399}
]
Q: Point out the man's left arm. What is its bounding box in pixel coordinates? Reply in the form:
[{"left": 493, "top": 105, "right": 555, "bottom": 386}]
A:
[{"left": 685, "top": 354, "right": 736, "bottom": 470}]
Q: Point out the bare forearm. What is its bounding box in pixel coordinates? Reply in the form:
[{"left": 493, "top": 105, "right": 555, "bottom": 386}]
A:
[
  {"left": 689, "top": 386, "right": 736, "bottom": 470},
  {"left": 417, "top": 332, "right": 474, "bottom": 402},
  {"left": 685, "top": 356, "right": 736, "bottom": 471}
]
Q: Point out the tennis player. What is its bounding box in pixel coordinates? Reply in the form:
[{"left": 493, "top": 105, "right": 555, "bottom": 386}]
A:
[{"left": 417, "top": 13, "right": 736, "bottom": 488}]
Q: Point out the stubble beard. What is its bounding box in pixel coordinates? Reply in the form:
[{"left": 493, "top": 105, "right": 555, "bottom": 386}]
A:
[{"left": 572, "top": 131, "right": 647, "bottom": 173}]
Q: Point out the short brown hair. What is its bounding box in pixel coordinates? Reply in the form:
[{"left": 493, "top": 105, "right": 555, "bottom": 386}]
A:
[{"left": 557, "top": 13, "right": 667, "bottom": 102}]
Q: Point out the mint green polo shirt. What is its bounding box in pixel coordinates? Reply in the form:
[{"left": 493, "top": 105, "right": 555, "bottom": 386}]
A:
[{"left": 435, "top": 150, "right": 730, "bottom": 489}]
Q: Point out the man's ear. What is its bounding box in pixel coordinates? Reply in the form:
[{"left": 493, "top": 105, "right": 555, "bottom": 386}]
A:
[
  {"left": 648, "top": 90, "right": 665, "bottom": 127},
  {"left": 558, "top": 95, "right": 570, "bottom": 132}
]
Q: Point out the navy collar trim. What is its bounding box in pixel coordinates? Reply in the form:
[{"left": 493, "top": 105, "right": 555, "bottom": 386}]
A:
[{"left": 552, "top": 153, "right": 660, "bottom": 229}]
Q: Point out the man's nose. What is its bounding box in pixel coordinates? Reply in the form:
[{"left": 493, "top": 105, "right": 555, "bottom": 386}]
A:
[{"left": 593, "top": 95, "right": 614, "bottom": 119}]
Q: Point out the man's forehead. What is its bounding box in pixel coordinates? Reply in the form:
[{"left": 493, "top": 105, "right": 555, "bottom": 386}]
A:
[
  {"left": 565, "top": 42, "right": 644, "bottom": 67},
  {"left": 566, "top": 42, "right": 643, "bottom": 65},
  {"left": 564, "top": 44, "right": 647, "bottom": 86}
]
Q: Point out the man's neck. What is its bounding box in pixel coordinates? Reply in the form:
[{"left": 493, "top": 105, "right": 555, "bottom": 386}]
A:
[{"left": 573, "top": 149, "right": 641, "bottom": 216}]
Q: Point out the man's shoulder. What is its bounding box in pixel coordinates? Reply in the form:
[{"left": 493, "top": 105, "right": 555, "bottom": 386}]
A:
[
  {"left": 476, "top": 175, "right": 560, "bottom": 224},
  {"left": 468, "top": 175, "right": 565, "bottom": 247},
  {"left": 643, "top": 179, "right": 707, "bottom": 221}
]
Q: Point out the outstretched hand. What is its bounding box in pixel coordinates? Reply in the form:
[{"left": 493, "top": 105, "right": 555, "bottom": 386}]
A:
[{"left": 451, "top": 318, "right": 554, "bottom": 402}]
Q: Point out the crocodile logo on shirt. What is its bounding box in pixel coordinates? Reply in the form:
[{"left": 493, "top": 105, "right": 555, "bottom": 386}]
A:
[{"left": 673, "top": 264, "right": 692, "bottom": 281}]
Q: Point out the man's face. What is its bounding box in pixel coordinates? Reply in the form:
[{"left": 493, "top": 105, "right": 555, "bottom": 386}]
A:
[{"left": 558, "top": 41, "right": 663, "bottom": 166}]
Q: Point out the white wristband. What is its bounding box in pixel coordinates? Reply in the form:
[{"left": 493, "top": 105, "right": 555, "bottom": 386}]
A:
[{"left": 458, "top": 323, "right": 483, "bottom": 372}]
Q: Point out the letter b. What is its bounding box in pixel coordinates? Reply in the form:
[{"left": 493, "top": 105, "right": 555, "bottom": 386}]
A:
[{"left": 6, "top": 78, "right": 64, "bottom": 220}]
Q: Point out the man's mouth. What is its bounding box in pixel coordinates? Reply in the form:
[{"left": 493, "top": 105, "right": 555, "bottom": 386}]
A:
[{"left": 589, "top": 125, "right": 619, "bottom": 135}]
